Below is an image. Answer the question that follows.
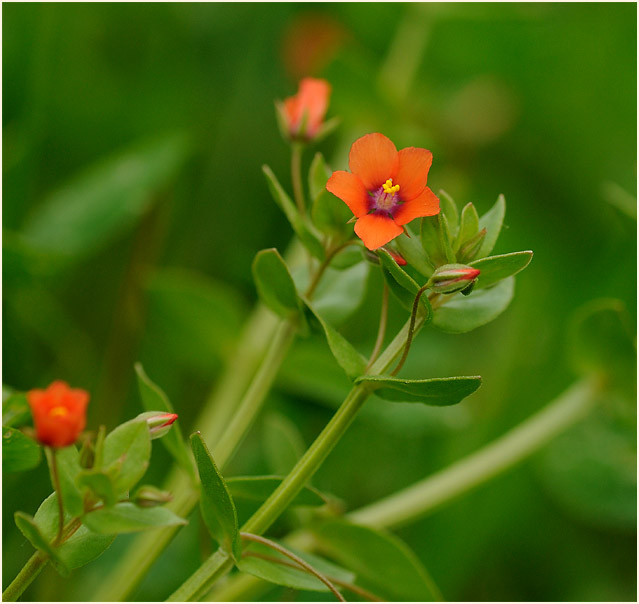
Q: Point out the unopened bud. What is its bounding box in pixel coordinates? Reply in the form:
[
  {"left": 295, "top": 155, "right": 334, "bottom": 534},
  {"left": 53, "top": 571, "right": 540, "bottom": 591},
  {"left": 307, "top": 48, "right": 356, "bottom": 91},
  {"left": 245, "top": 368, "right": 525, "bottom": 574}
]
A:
[
  {"left": 430, "top": 264, "right": 480, "bottom": 294},
  {"left": 136, "top": 411, "right": 179, "bottom": 440},
  {"left": 133, "top": 485, "right": 173, "bottom": 508},
  {"left": 382, "top": 247, "right": 407, "bottom": 266},
  {"left": 458, "top": 228, "right": 487, "bottom": 263}
]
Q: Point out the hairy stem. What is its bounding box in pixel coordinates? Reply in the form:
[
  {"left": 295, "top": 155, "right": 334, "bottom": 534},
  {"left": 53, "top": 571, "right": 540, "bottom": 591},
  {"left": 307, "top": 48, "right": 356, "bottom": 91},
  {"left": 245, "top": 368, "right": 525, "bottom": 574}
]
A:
[{"left": 2, "top": 551, "right": 48, "bottom": 602}]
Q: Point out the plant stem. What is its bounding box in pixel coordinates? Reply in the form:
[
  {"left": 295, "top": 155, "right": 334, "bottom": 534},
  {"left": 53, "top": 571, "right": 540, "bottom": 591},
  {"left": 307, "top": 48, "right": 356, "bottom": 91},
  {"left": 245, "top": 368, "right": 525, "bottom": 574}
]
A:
[
  {"left": 168, "top": 313, "right": 427, "bottom": 601},
  {"left": 291, "top": 142, "right": 306, "bottom": 216},
  {"left": 46, "top": 448, "right": 64, "bottom": 544},
  {"left": 365, "top": 283, "right": 389, "bottom": 372},
  {"left": 2, "top": 551, "right": 48, "bottom": 602},
  {"left": 390, "top": 283, "right": 429, "bottom": 376},
  {"left": 348, "top": 376, "right": 601, "bottom": 530}
]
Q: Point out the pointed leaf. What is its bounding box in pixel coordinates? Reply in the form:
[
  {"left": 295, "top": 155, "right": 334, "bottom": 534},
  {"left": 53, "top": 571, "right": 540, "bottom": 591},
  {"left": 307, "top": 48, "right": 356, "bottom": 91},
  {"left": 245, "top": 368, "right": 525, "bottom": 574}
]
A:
[
  {"left": 83, "top": 502, "right": 187, "bottom": 534},
  {"left": 438, "top": 212, "right": 456, "bottom": 263},
  {"left": 455, "top": 202, "right": 480, "bottom": 251},
  {"left": 477, "top": 194, "right": 506, "bottom": 257},
  {"left": 52, "top": 445, "right": 84, "bottom": 517},
  {"left": 433, "top": 276, "right": 515, "bottom": 333},
  {"left": 438, "top": 190, "right": 459, "bottom": 234},
  {"left": 3, "top": 427, "right": 41, "bottom": 472},
  {"left": 378, "top": 249, "right": 431, "bottom": 314},
  {"left": 394, "top": 228, "right": 435, "bottom": 278},
  {"left": 15, "top": 511, "right": 68, "bottom": 575},
  {"left": 190, "top": 432, "right": 239, "bottom": 555},
  {"left": 312, "top": 191, "right": 353, "bottom": 239},
  {"left": 263, "top": 413, "right": 305, "bottom": 475},
  {"left": 135, "top": 363, "right": 194, "bottom": 477},
  {"left": 3, "top": 391, "right": 31, "bottom": 428},
  {"left": 102, "top": 420, "right": 151, "bottom": 495},
  {"left": 226, "top": 476, "right": 327, "bottom": 508},
  {"left": 238, "top": 540, "right": 354, "bottom": 593},
  {"left": 252, "top": 248, "right": 301, "bottom": 319},
  {"left": 313, "top": 519, "right": 441, "bottom": 602},
  {"left": 303, "top": 301, "right": 367, "bottom": 380},
  {"left": 355, "top": 375, "right": 481, "bottom": 406},
  {"left": 420, "top": 215, "right": 445, "bottom": 267},
  {"left": 470, "top": 250, "right": 533, "bottom": 289}
]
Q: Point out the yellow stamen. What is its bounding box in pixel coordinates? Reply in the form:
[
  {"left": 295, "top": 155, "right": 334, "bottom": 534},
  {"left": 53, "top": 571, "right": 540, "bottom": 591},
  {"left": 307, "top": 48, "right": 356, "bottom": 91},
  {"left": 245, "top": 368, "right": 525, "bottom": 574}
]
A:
[
  {"left": 49, "top": 406, "right": 69, "bottom": 418},
  {"left": 382, "top": 178, "right": 400, "bottom": 195}
]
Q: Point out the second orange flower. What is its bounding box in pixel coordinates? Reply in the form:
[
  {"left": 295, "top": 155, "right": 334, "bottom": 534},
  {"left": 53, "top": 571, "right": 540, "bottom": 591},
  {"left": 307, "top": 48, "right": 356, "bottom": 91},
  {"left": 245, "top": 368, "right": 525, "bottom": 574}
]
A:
[{"left": 326, "top": 133, "right": 440, "bottom": 250}]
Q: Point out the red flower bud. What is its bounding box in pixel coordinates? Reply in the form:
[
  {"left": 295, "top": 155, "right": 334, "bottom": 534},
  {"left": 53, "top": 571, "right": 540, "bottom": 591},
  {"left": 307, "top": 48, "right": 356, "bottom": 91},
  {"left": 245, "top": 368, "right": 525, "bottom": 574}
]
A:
[
  {"left": 27, "top": 381, "right": 89, "bottom": 448},
  {"left": 136, "top": 411, "right": 179, "bottom": 440},
  {"left": 281, "top": 78, "right": 331, "bottom": 140},
  {"left": 430, "top": 264, "right": 481, "bottom": 294}
]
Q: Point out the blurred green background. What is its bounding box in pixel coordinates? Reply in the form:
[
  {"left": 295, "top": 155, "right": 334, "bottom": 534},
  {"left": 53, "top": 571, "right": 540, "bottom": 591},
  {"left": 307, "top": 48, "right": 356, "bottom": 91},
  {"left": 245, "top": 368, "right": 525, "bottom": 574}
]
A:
[{"left": 3, "top": 3, "right": 636, "bottom": 601}]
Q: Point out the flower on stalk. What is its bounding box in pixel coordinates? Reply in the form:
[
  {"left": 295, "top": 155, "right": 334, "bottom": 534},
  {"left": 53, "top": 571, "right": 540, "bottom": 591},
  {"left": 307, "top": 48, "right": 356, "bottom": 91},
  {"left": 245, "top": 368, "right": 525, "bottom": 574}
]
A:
[
  {"left": 27, "top": 381, "right": 89, "bottom": 448},
  {"left": 136, "top": 411, "right": 179, "bottom": 440},
  {"left": 326, "top": 133, "right": 440, "bottom": 250},
  {"left": 430, "top": 264, "right": 481, "bottom": 294},
  {"left": 280, "top": 77, "right": 331, "bottom": 141}
]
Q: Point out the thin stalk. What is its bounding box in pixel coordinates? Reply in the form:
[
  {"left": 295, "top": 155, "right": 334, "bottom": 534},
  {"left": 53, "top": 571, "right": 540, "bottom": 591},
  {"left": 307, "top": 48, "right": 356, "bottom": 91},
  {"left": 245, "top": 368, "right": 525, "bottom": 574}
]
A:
[
  {"left": 390, "top": 283, "right": 429, "bottom": 376},
  {"left": 2, "top": 551, "right": 48, "bottom": 602},
  {"left": 47, "top": 448, "right": 65, "bottom": 543},
  {"left": 291, "top": 142, "right": 306, "bottom": 216},
  {"left": 241, "top": 533, "right": 345, "bottom": 602},
  {"left": 365, "top": 283, "right": 389, "bottom": 372}
]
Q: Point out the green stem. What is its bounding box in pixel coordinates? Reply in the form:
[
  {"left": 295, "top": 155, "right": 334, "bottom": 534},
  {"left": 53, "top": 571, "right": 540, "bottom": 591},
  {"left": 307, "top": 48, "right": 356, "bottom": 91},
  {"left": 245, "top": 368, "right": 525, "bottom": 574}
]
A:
[
  {"left": 2, "top": 551, "right": 47, "bottom": 601},
  {"left": 168, "top": 314, "right": 426, "bottom": 601},
  {"left": 46, "top": 448, "right": 64, "bottom": 544},
  {"left": 390, "top": 283, "right": 430, "bottom": 376},
  {"left": 291, "top": 142, "right": 306, "bottom": 216},
  {"left": 365, "top": 283, "right": 389, "bottom": 372},
  {"left": 348, "top": 377, "right": 601, "bottom": 530}
]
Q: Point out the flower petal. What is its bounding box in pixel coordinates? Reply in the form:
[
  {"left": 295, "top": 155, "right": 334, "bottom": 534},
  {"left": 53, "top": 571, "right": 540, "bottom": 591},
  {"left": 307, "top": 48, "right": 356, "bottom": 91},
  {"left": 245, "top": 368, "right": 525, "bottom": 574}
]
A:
[
  {"left": 354, "top": 213, "right": 403, "bottom": 250},
  {"left": 326, "top": 171, "right": 371, "bottom": 217},
  {"left": 349, "top": 133, "right": 399, "bottom": 191},
  {"left": 395, "top": 147, "right": 433, "bottom": 200},
  {"left": 392, "top": 186, "right": 440, "bottom": 226}
]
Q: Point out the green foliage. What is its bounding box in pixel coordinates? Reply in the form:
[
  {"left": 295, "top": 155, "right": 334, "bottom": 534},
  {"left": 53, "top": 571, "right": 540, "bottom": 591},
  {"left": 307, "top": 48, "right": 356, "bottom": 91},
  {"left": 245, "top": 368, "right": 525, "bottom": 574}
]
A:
[
  {"left": 226, "top": 476, "right": 327, "bottom": 508},
  {"left": 51, "top": 446, "right": 85, "bottom": 518},
  {"left": 3, "top": 426, "right": 41, "bottom": 473},
  {"left": 262, "top": 413, "right": 306, "bottom": 476},
  {"left": 455, "top": 202, "right": 480, "bottom": 251},
  {"left": 76, "top": 469, "right": 118, "bottom": 507},
  {"left": 313, "top": 519, "right": 441, "bottom": 601},
  {"left": 310, "top": 153, "right": 352, "bottom": 239},
  {"left": 477, "top": 194, "right": 506, "bottom": 258},
  {"left": 190, "top": 432, "right": 239, "bottom": 556},
  {"left": 102, "top": 420, "right": 151, "bottom": 495},
  {"left": 15, "top": 511, "right": 67, "bottom": 574},
  {"left": 252, "top": 249, "right": 301, "bottom": 319},
  {"left": 356, "top": 375, "right": 482, "bottom": 406},
  {"left": 395, "top": 228, "right": 435, "bottom": 278},
  {"left": 470, "top": 251, "right": 533, "bottom": 289},
  {"left": 2, "top": 390, "right": 31, "bottom": 428},
  {"left": 378, "top": 249, "right": 431, "bottom": 313},
  {"left": 83, "top": 503, "right": 187, "bottom": 534}
]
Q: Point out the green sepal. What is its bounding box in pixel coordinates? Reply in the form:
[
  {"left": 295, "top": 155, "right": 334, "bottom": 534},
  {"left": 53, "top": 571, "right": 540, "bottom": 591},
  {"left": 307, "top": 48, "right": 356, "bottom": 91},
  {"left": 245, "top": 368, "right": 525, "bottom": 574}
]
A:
[
  {"left": 190, "top": 432, "right": 240, "bottom": 558},
  {"left": 134, "top": 363, "right": 194, "bottom": 478},
  {"left": 377, "top": 249, "right": 431, "bottom": 314},
  {"left": 312, "top": 519, "right": 442, "bottom": 602},
  {"left": 82, "top": 502, "right": 187, "bottom": 534},
  {"left": 455, "top": 202, "right": 480, "bottom": 251},
  {"left": 394, "top": 228, "right": 435, "bottom": 278},
  {"left": 76, "top": 468, "right": 118, "bottom": 507},
  {"left": 477, "top": 194, "right": 506, "bottom": 258},
  {"left": 433, "top": 276, "right": 514, "bottom": 333},
  {"left": 3, "top": 426, "right": 42, "bottom": 472},
  {"left": 2, "top": 390, "right": 31, "bottom": 428},
  {"left": 302, "top": 300, "right": 367, "bottom": 381},
  {"left": 355, "top": 375, "right": 481, "bottom": 406},
  {"left": 226, "top": 476, "right": 328, "bottom": 508},
  {"left": 470, "top": 250, "right": 533, "bottom": 289},
  {"left": 49, "top": 445, "right": 84, "bottom": 518},
  {"left": 15, "top": 511, "right": 69, "bottom": 575},
  {"left": 102, "top": 420, "right": 151, "bottom": 496},
  {"left": 262, "top": 412, "right": 306, "bottom": 476},
  {"left": 262, "top": 165, "right": 325, "bottom": 260},
  {"left": 438, "top": 190, "right": 459, "bottom": 234},
  {"left": 238, "top": 539, "right": 354, "bottom": 593},
  {"left": 252, "top": 248, "right": 302, "bottom": 320},
  {"left": 438, "top": 212, "right": 457, "bottom": 263}
]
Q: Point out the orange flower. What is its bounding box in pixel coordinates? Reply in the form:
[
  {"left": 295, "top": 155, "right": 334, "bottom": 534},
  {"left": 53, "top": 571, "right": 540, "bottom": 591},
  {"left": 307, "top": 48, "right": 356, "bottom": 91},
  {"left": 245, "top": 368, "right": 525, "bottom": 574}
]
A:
[
  {"left": 326, "top": 133, "right": 440, "bottom": 250},
  {"left": 283, "top": 78, "right": 331, "bottom": 140},
  {"left": 27, "top": 381, "right": 89, "bottom": 448}
]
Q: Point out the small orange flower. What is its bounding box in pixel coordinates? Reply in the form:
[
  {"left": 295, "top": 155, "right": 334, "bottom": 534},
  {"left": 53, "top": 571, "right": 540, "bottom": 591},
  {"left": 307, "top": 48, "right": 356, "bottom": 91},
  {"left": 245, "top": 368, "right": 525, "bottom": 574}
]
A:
[
  {"left": 27, "top": 381, "right": 89, "bottom": 448},
  {"left": 283, "top": 78, "right": 331, "bottom": 140},
  {"left": 326, "top": 133, "right": 440, "bottom": 250}
]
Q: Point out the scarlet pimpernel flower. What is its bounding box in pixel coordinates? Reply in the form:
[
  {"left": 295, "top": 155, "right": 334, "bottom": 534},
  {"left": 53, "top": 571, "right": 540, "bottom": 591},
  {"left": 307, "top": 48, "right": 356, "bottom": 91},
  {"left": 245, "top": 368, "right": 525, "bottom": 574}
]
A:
[
  {"left": 27, "top": 381, "right": 89, "bottom": 448},
  {"left": 326, "top": 133, "right": 440, "bottom": 250},
  {"left": 282, "top": 77, "right": 331, "bottom": 140}
]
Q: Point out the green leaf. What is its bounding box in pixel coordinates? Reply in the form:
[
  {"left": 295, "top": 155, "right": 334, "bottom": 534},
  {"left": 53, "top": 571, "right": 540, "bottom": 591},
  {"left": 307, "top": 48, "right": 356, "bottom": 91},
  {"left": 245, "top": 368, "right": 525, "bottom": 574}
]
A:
[
  {"left": 329, "top": 246, "right": 363, "bottom": 270},
  {"left": 470, "top": 250, "right": 533, "bottom": 289},
  {"left": 76, "top": 469, "right": 118, "bottom": 507},
  {"left": 432, "top": 276, "right": 515, "bottom": 333},
  {"left": 135, "top": 363, "right": 194, "bottom": 477},
  {"left": 252, "top": 248, "right": 301, "bottom": 319},
  {"left": 477, "top": 193, "right": 506, "bottom": 257},
  {"left": 3, "top": 426, "right": 41, "bottom": 472},
  {"left": 355, "top": 375, "right": 481, "bottom": 406},
  {"left": 15, "top": 511, "right": 68, "bottom": 575},
  {"left": 455, "top": 202, "right": 480, "bottom": 251},
  {"left": 52, "top": 445, "right": 85, "bottom": 517},
  {"left": 378, "top": 249, "right": 431, "bottom": 313},
  {"left": 394, "top": 228, "right": 435, "bottom": 278},
  {"left": 2, "top": 391, "right": 31, "bottom": 428},
  {"left": 303, "top": 301, "right": 367, "bottom": 380},
  {"left": 83, "top": 502, "right": 187, "bottom": 534},
  {"left": 262, "top": 413, "right": 305, "bottom": 475},
  {"left": 420, "top": 215, "right": 445, "bottom": 267},
  {"left": 438, "top": 212, "right": 457, "bottom": 263},
  {"left": 312, "top": 191, "right": 353, "bottom": 239},
  {"left": 262, "top": 165, "right": 324, "bottom": 260},
  {"left": 22, "top": 133, "right": 190, "bottom": 261},
  {"left": 568, "top": 299, "right": 636, "bottom": 392},
  {"left": 34, "top": 493, "right": 115, "bottom": 570},
  {"left": 226, "top": 476, "right": 327, "bottom": 508},
  {"left": 309, "top": 152, "right": 332, "bottom": 201},
  {"left": 190, "top": 432, "right": 239, "bottom": 556},
  {"left": 238, "top": 540, "right": 354, "bottom": 593},
  {"left": 102, "top": 420, "right": 151, "bottom": 495},
  {"left": 313, "top": 519, "right": 441, "bottom": 601},
  {"left": 438, "top": 189, "right": 459, "bottom": 234}
]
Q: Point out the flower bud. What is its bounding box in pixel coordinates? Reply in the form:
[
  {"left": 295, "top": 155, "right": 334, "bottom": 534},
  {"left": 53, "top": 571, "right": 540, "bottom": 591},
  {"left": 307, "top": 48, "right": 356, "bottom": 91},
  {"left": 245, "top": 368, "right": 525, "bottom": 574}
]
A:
[
  {"left": 277, "top": 78, "right": 331, "bottom": 142},
  {"left": 135, "top": 411, "right": 179, "bottom": 440},
  {"left": 430, "top": 264, "right": 481, "bottom": 294},
  {"left": 458, "top": 228, "right": 487, "bottom": 263},
  {"left": 132, "top": 485, "right": 173, "bottom": 508}
]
